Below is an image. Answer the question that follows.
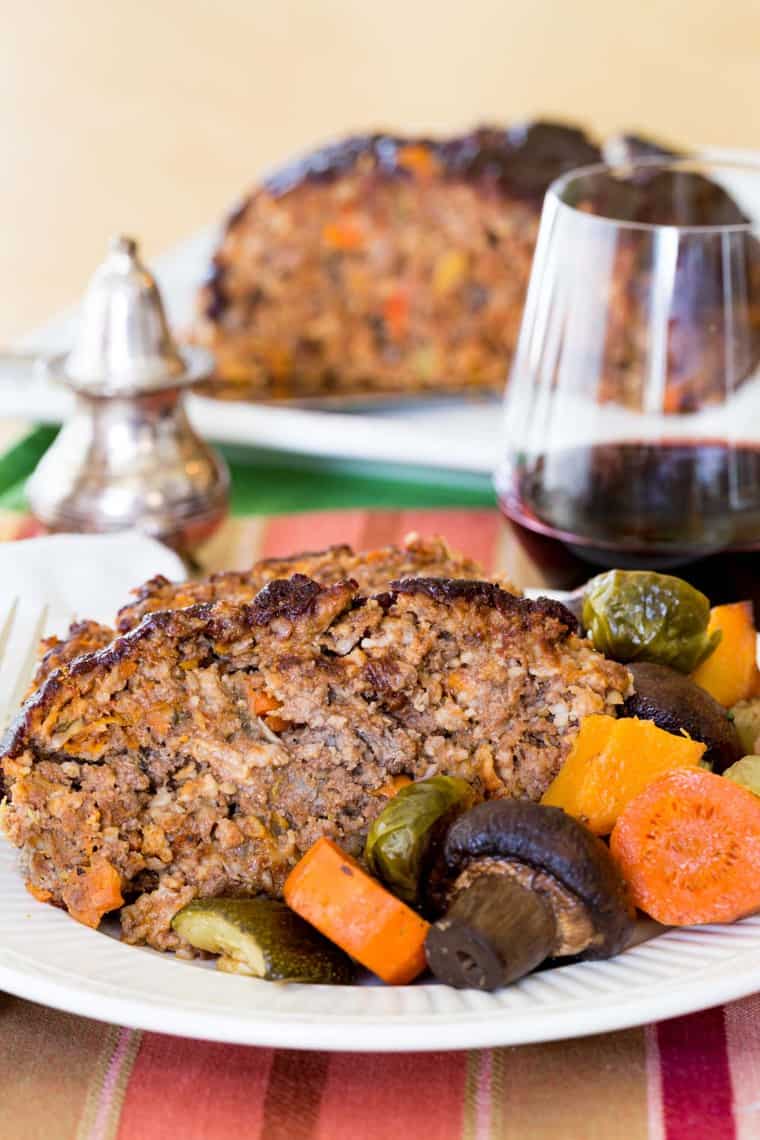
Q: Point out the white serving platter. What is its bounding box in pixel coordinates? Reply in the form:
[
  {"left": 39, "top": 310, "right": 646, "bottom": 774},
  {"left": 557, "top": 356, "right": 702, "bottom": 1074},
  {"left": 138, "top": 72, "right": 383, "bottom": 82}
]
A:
[{"left": 1, "top": 534, "right": 760, "bottom": 1050}]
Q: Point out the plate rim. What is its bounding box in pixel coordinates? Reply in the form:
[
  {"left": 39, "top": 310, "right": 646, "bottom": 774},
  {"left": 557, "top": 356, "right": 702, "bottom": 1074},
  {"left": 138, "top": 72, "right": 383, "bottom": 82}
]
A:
[{"left": 3, "top": 836, "right": 760, "bottom": 1050}]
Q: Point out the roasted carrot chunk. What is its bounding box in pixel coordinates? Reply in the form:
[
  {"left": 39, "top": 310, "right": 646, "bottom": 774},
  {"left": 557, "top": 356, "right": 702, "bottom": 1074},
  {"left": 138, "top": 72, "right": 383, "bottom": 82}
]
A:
[
  {"left": 26, "top": 882, "right": 52, "bottom": 904},
  {"left": 283, "top": 837, "right": 429, "bottom": 984},
  {"left": 249, "top": 690, "right": 282, "bottom": 717},
  {"left": 61, "top": 858, "right": 124, "bottom": 929},
  {"left": 383, "top": 288, "right": 410, "bottom": 339},
  {"left": 373, "top": 775, "right": 413, "bottom": 798},
  {"left": 691, "top": 602, "right": 760, "bottom": 707},
  {"left": 541, "top": 715, "right": 705, "bottom": 835},
  {"left": 322, "top": 218, "right": 363, "bottom": 251},
  {"left": 610, "top": 768, "right": 760, "bottom": 925},
  {"left": 396, "top": 144, "right": 439, "bottom": 178}
]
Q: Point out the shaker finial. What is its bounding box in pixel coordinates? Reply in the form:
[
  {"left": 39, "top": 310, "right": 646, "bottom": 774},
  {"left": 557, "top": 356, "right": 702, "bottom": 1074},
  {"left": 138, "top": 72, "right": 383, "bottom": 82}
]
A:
[
  {"left": 51, "top": 235, "right": 212, "bottom": 397},
  {"left": 111, "top": 234, "right": 138, "bottom": 257}
]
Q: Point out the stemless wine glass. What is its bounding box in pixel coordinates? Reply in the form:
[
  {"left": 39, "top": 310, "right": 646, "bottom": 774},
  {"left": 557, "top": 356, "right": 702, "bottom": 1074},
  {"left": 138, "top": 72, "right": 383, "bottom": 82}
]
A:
[{"left": 495, "top": 158, "right": 760, "bottom": 576}]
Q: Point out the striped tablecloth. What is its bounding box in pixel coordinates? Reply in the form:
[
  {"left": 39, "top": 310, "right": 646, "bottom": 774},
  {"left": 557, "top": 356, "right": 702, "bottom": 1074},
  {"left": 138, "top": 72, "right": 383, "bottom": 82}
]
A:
[{"left": 2, "top": 502, "right": 760, "bottom": 1140}]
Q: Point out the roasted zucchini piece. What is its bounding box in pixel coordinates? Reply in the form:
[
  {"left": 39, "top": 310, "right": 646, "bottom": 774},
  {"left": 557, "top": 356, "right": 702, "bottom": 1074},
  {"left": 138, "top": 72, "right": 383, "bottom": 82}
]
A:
[
  {"left": 365, "top": 775, "right": 473, "bottom": 906},
  {"left": 172, "top": 898, "right": 355, "bottom": 984},
  {"left": 582, "top": 569, "right": 720, "bottom": 673}
]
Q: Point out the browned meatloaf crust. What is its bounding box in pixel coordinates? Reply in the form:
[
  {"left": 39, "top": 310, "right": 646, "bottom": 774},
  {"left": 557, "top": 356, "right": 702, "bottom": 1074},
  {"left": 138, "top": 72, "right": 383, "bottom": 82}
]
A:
[
  {"left": 30, "top": 534, "right": 510, "bottom": 691},
  {"left": 0, "top": 576, "right": 630, "bottom": 952},
  {"left": 192, "top": 122, "right": 601, "bottom": 400}
]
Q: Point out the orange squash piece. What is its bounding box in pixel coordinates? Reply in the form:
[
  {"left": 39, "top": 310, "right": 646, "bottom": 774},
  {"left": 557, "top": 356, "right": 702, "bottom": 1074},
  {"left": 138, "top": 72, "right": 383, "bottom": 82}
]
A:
[
  {"left": 691, "top": 602, "right": 760, "bottom": 707},
  {"left": 541, "top": 714, "right": 705, "bottom": 835},
  {"left": 284, "top": 837, "right": 429, "bottom": 985},
  {"left": 610, "top": 768, "right": 760, "bottom": 925}
]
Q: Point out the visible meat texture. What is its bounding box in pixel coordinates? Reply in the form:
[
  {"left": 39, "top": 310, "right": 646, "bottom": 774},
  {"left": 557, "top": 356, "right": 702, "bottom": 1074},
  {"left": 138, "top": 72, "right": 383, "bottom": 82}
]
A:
[
  {"left": 193, "top": 123, "right": 601, "bottom": 399},
  {"left": 30, "top": 534, "right": 508, "bottom": 690},
  {"left": 0, "top": 575, "right": 630, "bottom": 952}
]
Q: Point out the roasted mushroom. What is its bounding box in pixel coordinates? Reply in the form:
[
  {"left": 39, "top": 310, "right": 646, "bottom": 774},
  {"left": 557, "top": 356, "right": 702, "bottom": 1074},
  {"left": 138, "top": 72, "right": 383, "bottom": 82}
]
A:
[
  {"left": 624, "top": 661, "right": 743, "bottom": 773},
  {"left": 424, "top": 801, "right": 633, "bottom": 991}
]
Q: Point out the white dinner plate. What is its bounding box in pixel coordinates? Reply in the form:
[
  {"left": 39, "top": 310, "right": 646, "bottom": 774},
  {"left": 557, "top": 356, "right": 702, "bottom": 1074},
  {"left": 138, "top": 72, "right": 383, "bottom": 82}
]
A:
[
  {"left": 4, "top": 146, "right": 759, "bottom": 475},
  {"left": 3, "top": 840, "right": 760, "bottom": 1051},
  {"left": 2, "top": 539, "right": 760, "bottom": 1050}
]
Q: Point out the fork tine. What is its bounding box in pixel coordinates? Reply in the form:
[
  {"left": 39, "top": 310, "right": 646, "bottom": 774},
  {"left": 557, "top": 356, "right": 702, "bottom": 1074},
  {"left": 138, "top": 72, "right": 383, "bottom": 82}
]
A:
[
  {"left": 0, "top": 597, "right": 20, "bottom": 672},
  {"left": 7, "top": 602, "right": 51, "bottom": 715},
  {"left": 0, "top": 600, "right": 54, "bottom": 729}
]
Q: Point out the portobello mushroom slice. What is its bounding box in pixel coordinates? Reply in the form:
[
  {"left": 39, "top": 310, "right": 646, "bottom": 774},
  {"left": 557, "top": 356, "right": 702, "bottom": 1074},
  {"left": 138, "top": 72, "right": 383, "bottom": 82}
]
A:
[{"left": 425, "top": 801, "right": 633, "bottom": 991}]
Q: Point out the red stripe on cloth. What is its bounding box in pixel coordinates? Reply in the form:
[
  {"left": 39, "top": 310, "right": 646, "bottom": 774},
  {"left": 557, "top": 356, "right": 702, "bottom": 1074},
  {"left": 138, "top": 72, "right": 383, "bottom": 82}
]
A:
[
  {"left": 116, "top": 1035, "right": 273, "bottom": 1140},
  {"left": 315, "top": 1051, "right": 467, "bottom": 1140},
  {"left": 13, "top": 517, "right": 46, "bottom": 540},
  {"left": 260, "top": 508, "right": 501, "bottom": 570},
  {"left": 260, "top": 510, "right": 369, "bottom": 558},
  {"left": 357, "top": 510, "right": 404, "bottom": 550},
  {"left": 657, "top": 1007, "right": 736, "bottom": 1140},
  {"left": 396, "top": 509, "right": 502, "bottom": 571}
]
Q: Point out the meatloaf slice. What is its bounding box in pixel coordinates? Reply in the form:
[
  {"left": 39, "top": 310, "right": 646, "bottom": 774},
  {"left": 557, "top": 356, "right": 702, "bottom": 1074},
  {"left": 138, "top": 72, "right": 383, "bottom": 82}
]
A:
[
  {"left": 31, "top": 534, "right": 509, "bottom": 691},
  {"left": 1, "top": 575, "right": 630, "bottom": 952}
]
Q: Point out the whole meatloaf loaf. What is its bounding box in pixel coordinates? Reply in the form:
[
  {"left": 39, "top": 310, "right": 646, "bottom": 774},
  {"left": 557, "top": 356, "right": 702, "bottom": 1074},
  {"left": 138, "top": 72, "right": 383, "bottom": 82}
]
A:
[
  {"left": 0, "top": 576, "right": 630, "bottom": 952},
  {"left": 194, "top": 123, "right": 760, "bottom": 412},
  {"left": 192, "top": 122, "right": 601, "bottom": 399}
]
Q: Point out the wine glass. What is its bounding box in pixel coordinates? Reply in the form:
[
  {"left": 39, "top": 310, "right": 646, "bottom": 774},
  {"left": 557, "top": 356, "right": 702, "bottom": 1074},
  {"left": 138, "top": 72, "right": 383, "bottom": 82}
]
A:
[{"left": 495, "top": 157, "right": 760, "bottom": 580}]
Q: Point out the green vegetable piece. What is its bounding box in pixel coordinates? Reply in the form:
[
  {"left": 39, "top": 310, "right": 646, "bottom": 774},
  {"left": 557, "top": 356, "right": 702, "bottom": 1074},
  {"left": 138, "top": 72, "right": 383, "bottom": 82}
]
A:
[
  {"left": 582, "top": 569, "right": 721, "bottom": 673},
  {"left": 171, "top": 898, "right": 355, "bottom": 984},
  {"left": 723, "top": 756, "right": 760, "bottom": 797},
  {"left": 729, "top": 700, "right": 760, "bottom": 756},
  {"left": 365, "top": 775, "right": 473, "bottom": 905}
]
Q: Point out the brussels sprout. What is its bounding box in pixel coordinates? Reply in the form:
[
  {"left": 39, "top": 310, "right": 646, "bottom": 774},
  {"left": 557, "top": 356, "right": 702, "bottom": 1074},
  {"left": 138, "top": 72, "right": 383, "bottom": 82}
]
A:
[
  {"left": 365, "top": 776, "right": 474, "bottom": 905},
  {"left": 582, "top": 569, "right": 721, "bottom": 673},
  {"left": 723, "top": 756, "right": 760, "bottom": 797}
]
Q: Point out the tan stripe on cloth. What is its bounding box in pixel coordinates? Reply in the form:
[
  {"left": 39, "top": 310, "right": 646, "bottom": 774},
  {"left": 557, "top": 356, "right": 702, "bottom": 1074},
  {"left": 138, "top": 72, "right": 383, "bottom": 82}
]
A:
[
  {"left": 0, "top": 996, "right": 117, "bottom": 1140},
  {"left": 76, "top": 1027, "right": 141, "bottom": 1140},
  {"left": 260, "top": 1050, "right": 331, "bottom": 1140},
  {"left": 482, "top": 1028, "right": 650, "bottom": 1140},
  {"left": 722, "top": 995, "right": 760, "bottom": 1140},
  {"left": 197, "top": 515, "right": 268, "bottom": 575}
]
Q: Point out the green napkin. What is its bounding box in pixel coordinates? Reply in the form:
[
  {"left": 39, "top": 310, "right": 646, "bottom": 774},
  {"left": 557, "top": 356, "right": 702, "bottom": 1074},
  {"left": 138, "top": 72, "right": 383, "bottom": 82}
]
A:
[{"left": 0, "top": 427, "right": 496, "bottom": 516}]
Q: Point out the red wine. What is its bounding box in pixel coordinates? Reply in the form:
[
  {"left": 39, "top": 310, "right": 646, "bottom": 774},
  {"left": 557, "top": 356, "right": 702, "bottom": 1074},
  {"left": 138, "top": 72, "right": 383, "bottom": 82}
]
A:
[{"left": 498, "top": 440, "right": 760, "bottom": 604}]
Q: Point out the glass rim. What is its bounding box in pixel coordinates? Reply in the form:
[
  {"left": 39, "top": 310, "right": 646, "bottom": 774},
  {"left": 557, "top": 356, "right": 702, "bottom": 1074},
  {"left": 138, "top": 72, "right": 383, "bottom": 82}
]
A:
[{"left": 547, "top": 155, "right": 760, "bottom": 235}]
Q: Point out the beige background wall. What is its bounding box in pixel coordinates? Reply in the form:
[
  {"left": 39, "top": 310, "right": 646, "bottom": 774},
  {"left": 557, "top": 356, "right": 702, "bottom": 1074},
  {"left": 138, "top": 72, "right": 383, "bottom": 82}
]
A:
[{"left": 2, "top": 0, "right": 759, "bottom": 340}]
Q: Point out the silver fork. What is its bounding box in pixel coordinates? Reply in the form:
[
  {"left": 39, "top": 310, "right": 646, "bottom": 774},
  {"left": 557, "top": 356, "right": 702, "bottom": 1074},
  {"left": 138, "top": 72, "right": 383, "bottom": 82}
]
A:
[{"left": 0, "top": 599, "right": 72, "bottom": 732}]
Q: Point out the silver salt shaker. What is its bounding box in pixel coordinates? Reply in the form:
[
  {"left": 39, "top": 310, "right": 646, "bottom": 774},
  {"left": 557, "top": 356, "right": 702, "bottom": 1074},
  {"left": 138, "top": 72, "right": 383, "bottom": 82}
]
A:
[{"left": 27, "top": 236, "right": 229, "bottom": 553}]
